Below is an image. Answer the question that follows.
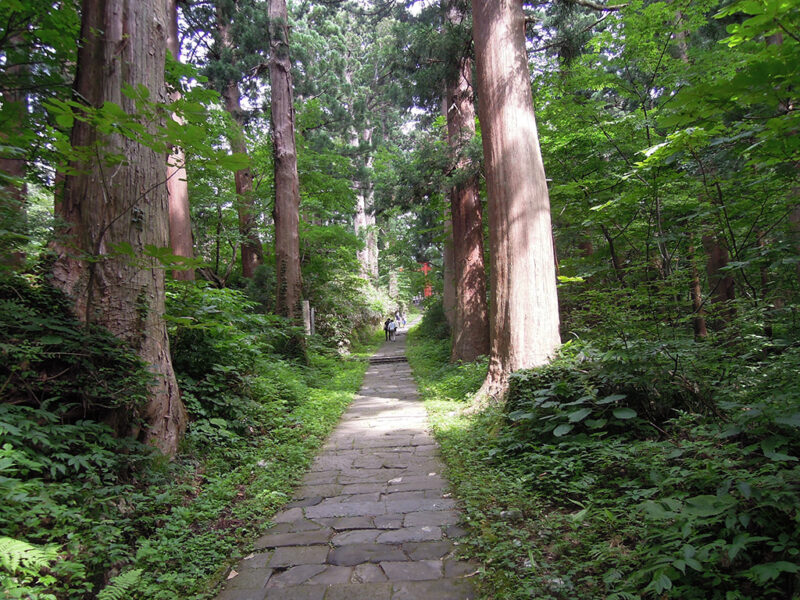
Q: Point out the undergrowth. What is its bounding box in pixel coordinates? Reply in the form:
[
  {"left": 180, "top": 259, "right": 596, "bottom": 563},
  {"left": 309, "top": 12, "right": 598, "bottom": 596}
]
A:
[
  {"left": 407, "top": 317, "right": 800, "bottom": 600},
  {"left": 0, "top": 272, "right": 383, "bottom": 599}
]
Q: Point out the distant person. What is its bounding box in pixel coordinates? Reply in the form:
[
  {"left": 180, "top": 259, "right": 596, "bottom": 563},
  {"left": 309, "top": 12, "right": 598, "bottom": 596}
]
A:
[
  {"left": 384, "top": 318, "right": 392, "bottom": 341},
  {"left": 387, "top": 318, "right": 397, "bottom": 341}
]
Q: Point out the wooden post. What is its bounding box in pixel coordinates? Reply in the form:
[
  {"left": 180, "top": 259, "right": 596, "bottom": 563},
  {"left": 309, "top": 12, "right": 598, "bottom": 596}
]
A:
[{"left": 302, "top": 300, "right": 311, "bottom": 336}]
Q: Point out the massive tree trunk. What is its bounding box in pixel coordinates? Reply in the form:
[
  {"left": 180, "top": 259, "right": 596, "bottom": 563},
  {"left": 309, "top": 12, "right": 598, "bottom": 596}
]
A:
[
  {"left": 689, "top": 237, "right": 708, "bottom": 339},
  {"left": 702, "top": 233, "right": 736, "bottom": 321},
  {"left": 52, "top": 0, "right": 186, "bottom": 455},
  {"left": 445, "top": 2, "right": 489, "bottom": 362},
  {"left": 790, "top": 207, "right": 800, "bottom": 285},
  {"left": 218, "top": 12, "right": 263, "bottom": 279},
  {"left": 354, "top": 186, "right": 369, "bottom": 277},
  {"left": 362, "top": 129, "right": 379, "bottom": 281},
  {"left": 365, "top": 210, "right": 379, "bottom": 280},
  {"left": 166, "top": 0, "right": 194, "bottom": 281},
  {"left": 442, "top": 213, "right": 456, "bottom": 328},
  {"left": 353, "top": 128, "right": 379, "bottom": 282},
  {"left": 269, "top": 0, "right": 303, "bottom": 320},
  {"left": 0, "top": 31, "right": 28, "bottom": 267},
  {"left": 472, "top": 0, "right": 561, "bottom": 394}
]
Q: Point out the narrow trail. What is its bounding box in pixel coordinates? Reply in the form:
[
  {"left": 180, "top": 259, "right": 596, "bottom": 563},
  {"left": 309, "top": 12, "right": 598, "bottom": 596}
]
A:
[{"left": 216, "top": 321, "right": 477, "bottom": 600}]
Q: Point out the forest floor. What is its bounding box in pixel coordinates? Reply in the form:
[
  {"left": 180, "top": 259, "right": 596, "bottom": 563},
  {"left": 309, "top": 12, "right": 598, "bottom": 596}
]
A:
[{"left": 214, "top": 320, "right": 478, "bottom": 600}]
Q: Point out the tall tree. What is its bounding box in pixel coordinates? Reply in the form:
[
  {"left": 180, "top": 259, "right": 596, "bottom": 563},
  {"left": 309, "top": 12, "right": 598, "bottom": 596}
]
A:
[
  {"left": 472, "top": 0, "right": 561, "bottom": 394},
  {"left": 166, "top": 0, "right": 195, "bottom": 281},
  {"left": 0, "top": 31, "right": 28, "bottom": 267},
  {"left": 442, "top": 212, "right": 456, "bottom": 328},
  {"left": 445, "top": 0, "right": 489, "bottom": 362},
  {"left": 52, "top": 0, "right": 187, "bottom": 455},
  {"left": 217, "top": 5, "right": 264, "bottom": 279},
  {"left": 269, "top": 0, "right": 303, "bottom": 319}
]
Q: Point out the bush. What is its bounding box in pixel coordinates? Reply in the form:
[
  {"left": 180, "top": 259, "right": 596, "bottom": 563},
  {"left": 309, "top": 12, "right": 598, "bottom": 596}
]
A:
[
  {"left": 0, "top": 272, "right": 151, "bottom": 428},
  {"left": 491, "top": 340, "right": 800, "bottom": 599},
  {"left": 417, "top": 296, "right": 450, "bottom": 341}
]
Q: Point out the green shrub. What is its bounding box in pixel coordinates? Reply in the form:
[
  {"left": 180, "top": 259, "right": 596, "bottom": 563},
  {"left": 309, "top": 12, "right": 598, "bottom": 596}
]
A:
[
  {"left": 410, "top": 325, "right": 800, "bottom": 600},
  {"left": 0, "top": 272, "right": 150, "bottom": 428},
  {"left": 417, "top": 296, "right": 450, "bottom": 341}
]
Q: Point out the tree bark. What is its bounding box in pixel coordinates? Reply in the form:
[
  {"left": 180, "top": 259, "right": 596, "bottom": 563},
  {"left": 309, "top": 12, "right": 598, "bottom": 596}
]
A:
[
  {"left": 52, "top": 0, "right": 186, "bottom": 455},
  {"left": 688, "top": 238, "right": 708, "bottom": 339},
  {"left": 790, "top": 205, "right": 800, "bottom": 285},
  {"left": 702, "top": 233, "right": 736, "bottom": 321},
  {"left": 472, "top": 0, "right": 561, "bottom": 394},
  {"left": 354, "top": 183, "right": 370, "bottom": 277},
  {"left": 166, "top": 0, "right": 195, "bottom": 281},
  {"left": 362, "top": 129, "right": 379, "bottom": 281},
  {"left": 442, "top": 213, "right": 456, "bottom": 328},
  {"left": 445, "top": 5, "right": 489, "bottom": 362},
  {"left": 365, "top": 209, "right": 379, "bottom": 280},
  {"left": 218, "top": 13, "right": 263, "bottom": 279},
  {"left": 269, "top": 0, "right": 303, "bottom": 320},
  {"left": 0, "top": 31, "right": 28, "bottom": 267},
  {"left": 353, "top": 128, "right": 379, "bottom": 282}
]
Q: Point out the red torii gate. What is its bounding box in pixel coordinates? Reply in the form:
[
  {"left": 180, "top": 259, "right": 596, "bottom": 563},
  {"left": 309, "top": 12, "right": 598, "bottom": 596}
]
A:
[{"left": 420, "top": 262, "right": 433, "bottom": 297}]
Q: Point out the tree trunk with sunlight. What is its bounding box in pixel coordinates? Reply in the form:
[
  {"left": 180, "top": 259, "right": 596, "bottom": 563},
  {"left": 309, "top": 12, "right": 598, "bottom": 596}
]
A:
[
  {"left": 471, "top": 0, "right": 561, "bottom": 394},
  {"left": 166, "top": 0, "right": 194, "bottom": 281},
  {"left": 353, "top": 128, "right": 379, "bottom": 282},
  {"left": 52, "top": 0, "right": 186, "bottom": 455},
  {"left": 445, "top": 0, "right": 489, "bottom": 362},
  {"left": 269, "top": 0, "right": 303, "bottom": 320}
]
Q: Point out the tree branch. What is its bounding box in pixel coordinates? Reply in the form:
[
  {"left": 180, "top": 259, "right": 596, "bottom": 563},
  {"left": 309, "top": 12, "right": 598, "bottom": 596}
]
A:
[{"left": 568, "top": 0, "right": 628, "bottom": 11}]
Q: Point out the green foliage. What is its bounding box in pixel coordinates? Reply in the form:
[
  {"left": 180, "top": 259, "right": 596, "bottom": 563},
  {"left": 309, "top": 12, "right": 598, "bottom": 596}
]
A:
[
  {"left": 416, "top": 296, "right": 451, "bottom": 341},
  {"left": 0, "top": 271, "right": 150, "bottom": 424},
  {"left": 96, "top": 569, "right": 142, "bottom": 600},
  {"left": 0, "top": 536, "right": 59, "bottom": 600},
  {"left": 406, "top": 327, "right": 487, "bottom": 406},
  {"left": 0, "top": 263, "right": 383, "bottom": 599},
  {"left": 409, "top": 325, "right": 800, "bottom": 600}
]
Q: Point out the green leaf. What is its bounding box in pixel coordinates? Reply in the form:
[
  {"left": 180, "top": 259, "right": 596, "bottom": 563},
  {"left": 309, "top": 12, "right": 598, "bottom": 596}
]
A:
[
  {"left": 553, "top": 424, "right": 574, "bottom": 437},
  {"left": 597, "top": 393, "right": 627, "bottom": 404},
  {"left": 642, "top": 500, "right": 676, "bottom": 520},
  {"left": 612, "top": 408, "right": 637, "bottom": 419},
  {"left": 652, "top": 573, "right": 672, "bottom": 593},
  {"left": 55, "top": 112, "right": 74, "bottom": 129},
  {"left": 683, "top": 494, "right": 731, "bottom": 517},
  {"left": 568, "top": 408, "right": 593, "bottom": 422},
  {"left": 746, "top": 561, "right": 800, "bottom": 584},
  {"left": 217, "top": 152, "right": 250, "bottom": 171},
  {"left": 774, "top": 413, "right": 800, "bottom": 427}
]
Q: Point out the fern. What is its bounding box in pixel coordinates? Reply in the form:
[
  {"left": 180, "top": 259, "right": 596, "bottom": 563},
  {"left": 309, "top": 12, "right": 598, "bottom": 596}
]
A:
[
  {"left": 97, "top": 568, "right": 142, "bottom": 600},
  {"left": 0, "top": 536, "right": 58, "bottom": 575}
]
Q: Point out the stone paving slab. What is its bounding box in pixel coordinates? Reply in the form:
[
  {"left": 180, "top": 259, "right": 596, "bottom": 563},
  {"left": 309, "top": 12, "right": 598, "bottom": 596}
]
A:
[{"left": 216, "top": 322, "right": 476, "bottom": 599}]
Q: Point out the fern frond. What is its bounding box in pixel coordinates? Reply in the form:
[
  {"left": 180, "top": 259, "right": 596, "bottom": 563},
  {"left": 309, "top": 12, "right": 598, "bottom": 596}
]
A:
[
  {"left": 0, "top": 536, "right": 58, "bottom": 575},
  {"left": 97, "top": 568, "right": 142, "bottom": 600}
]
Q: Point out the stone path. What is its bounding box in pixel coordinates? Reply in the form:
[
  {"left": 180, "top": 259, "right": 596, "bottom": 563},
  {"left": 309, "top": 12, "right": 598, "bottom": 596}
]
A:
[{"left": 216, "top": 322, "right": 477, "bottom": 600}]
